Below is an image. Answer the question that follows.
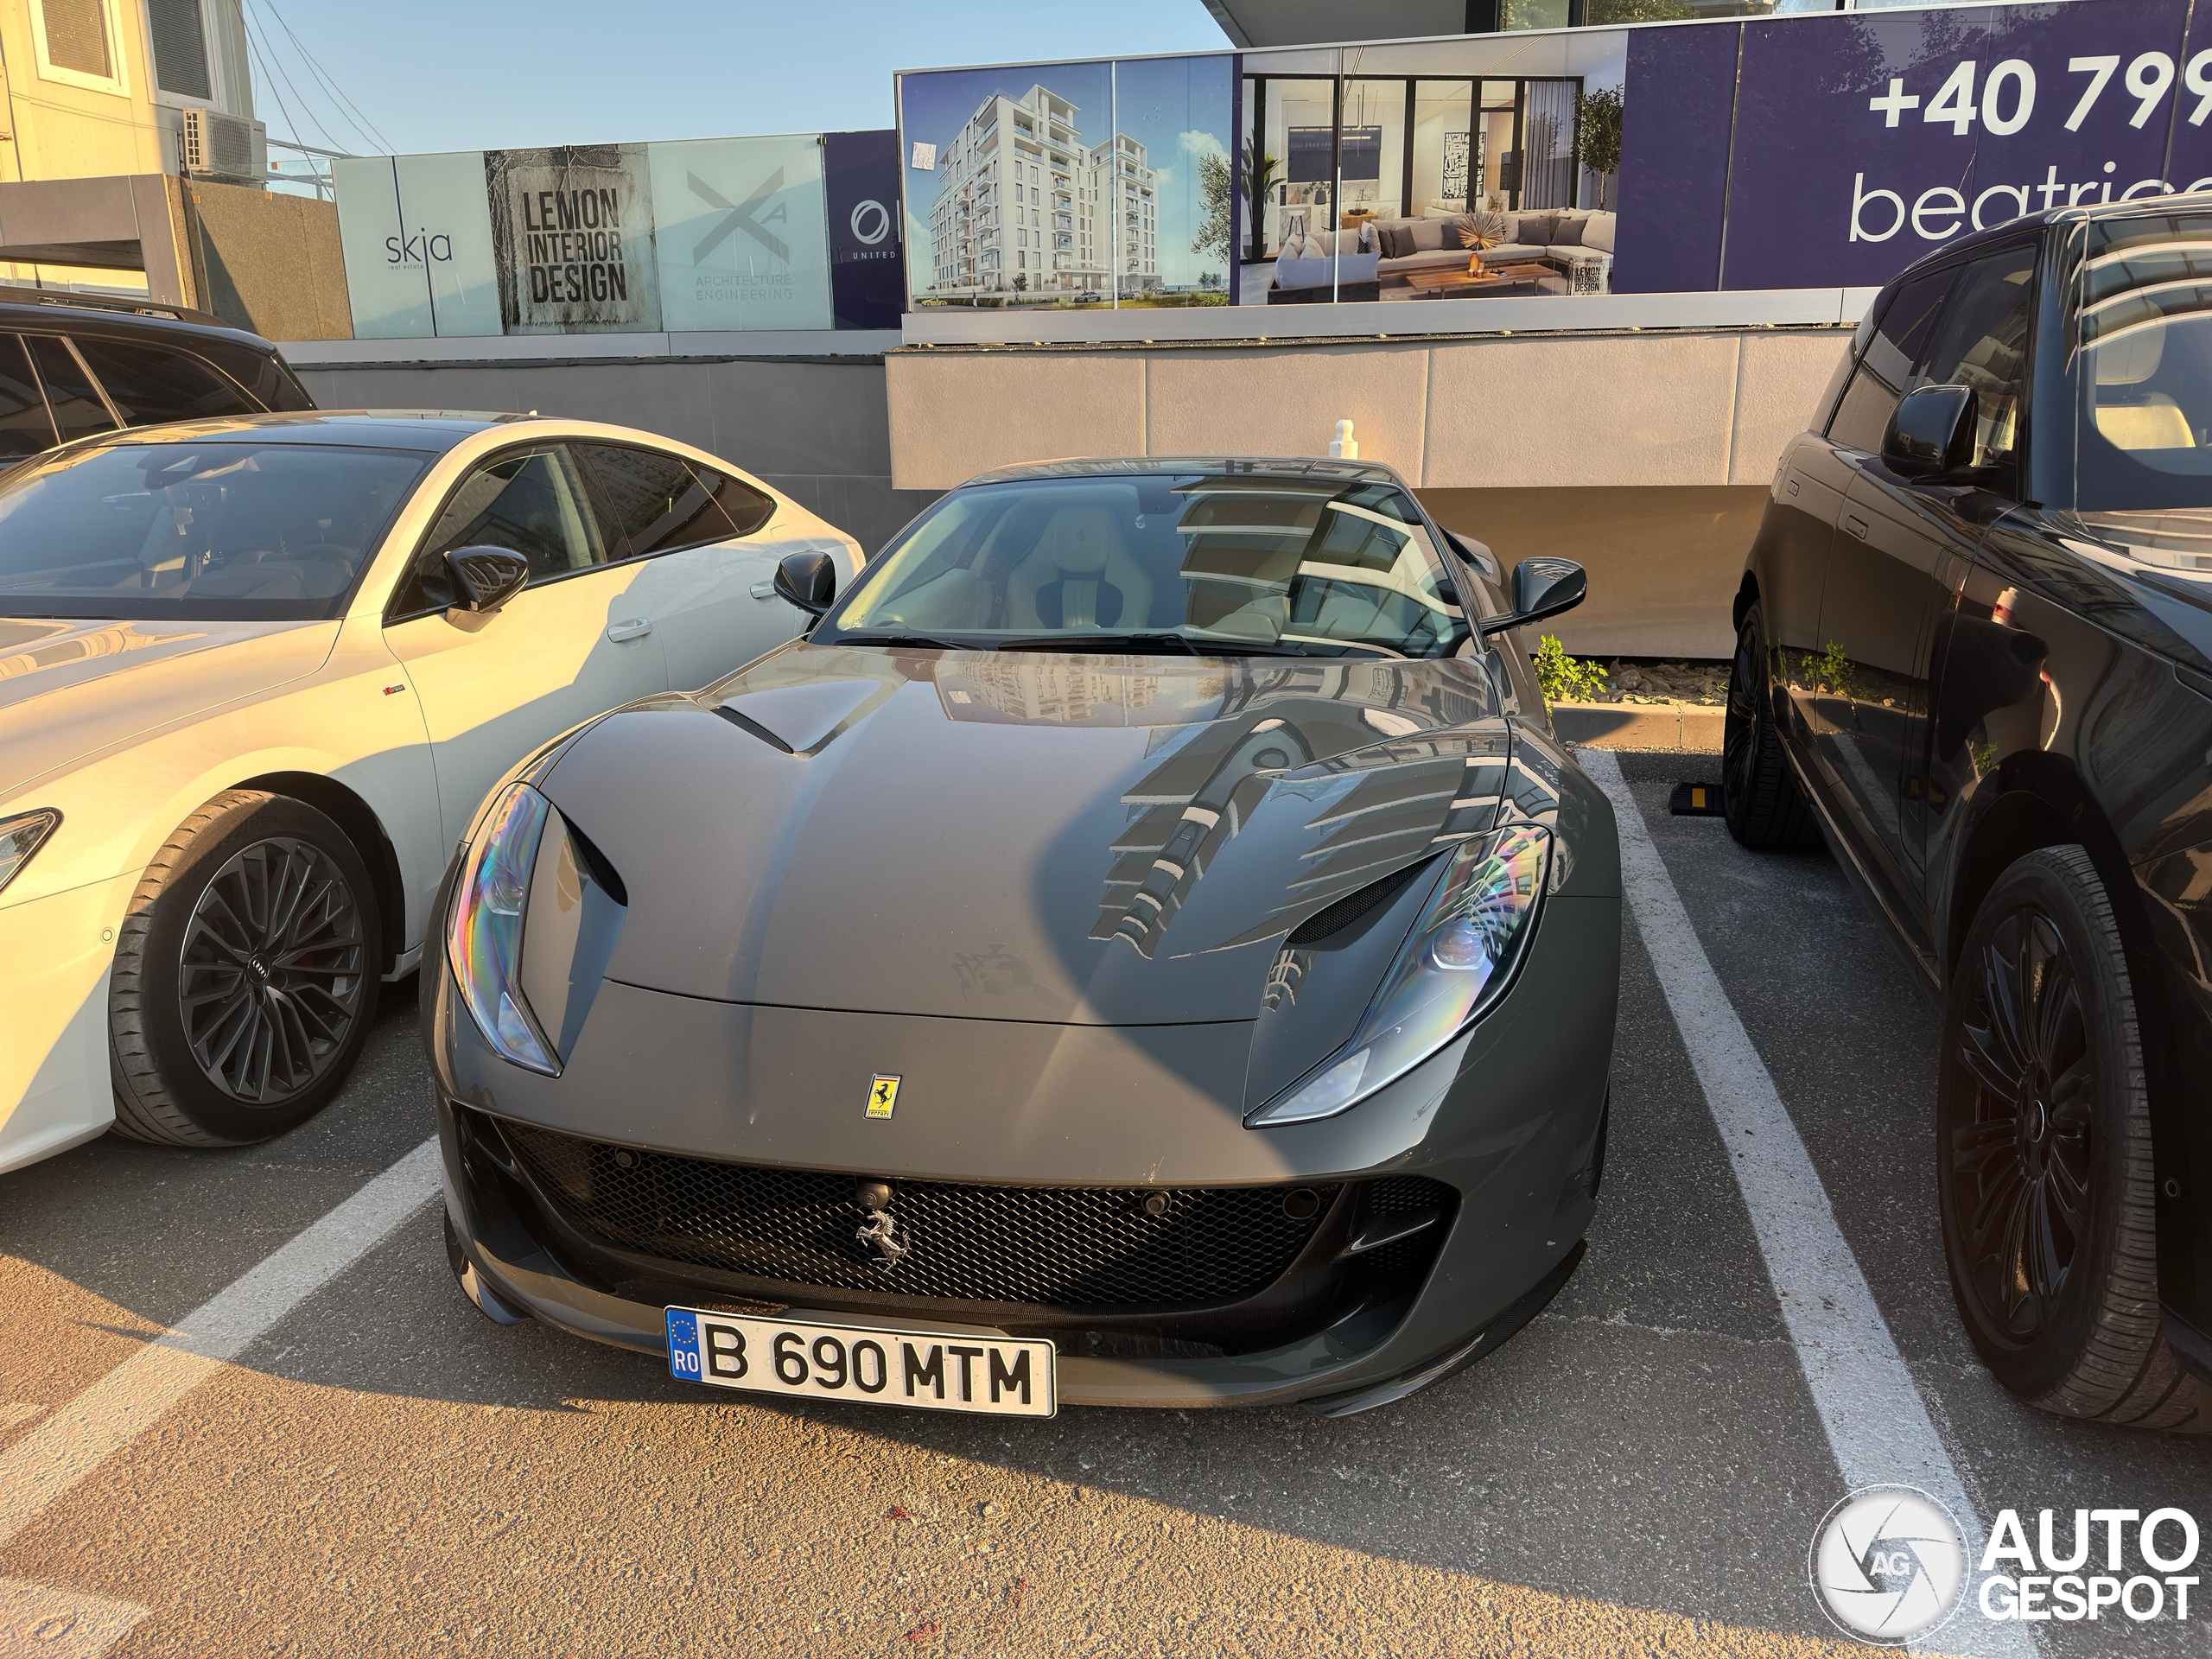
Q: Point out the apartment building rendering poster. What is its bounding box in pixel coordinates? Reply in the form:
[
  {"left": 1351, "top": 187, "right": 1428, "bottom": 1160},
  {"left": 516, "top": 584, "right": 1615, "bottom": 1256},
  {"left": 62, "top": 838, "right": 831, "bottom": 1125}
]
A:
[{"left": 897, "top": 56, "right": 1233, "bottom": 308}]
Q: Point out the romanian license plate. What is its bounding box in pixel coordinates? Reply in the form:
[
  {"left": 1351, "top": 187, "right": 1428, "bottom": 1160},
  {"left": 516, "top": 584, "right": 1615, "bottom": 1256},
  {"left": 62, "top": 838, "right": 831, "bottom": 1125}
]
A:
[{"left": 664, "top": 1307, "right": 1057, "bottom": 1418}]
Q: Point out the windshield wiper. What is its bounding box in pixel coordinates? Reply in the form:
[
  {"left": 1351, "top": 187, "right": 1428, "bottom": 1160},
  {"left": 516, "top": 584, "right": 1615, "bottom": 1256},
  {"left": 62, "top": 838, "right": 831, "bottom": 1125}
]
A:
[
  {"left": 995, "top": 631, "right": 1205, "bottom": 656},
  {"left": 833, "top": 630, "right": 976, "bottom": 651}
]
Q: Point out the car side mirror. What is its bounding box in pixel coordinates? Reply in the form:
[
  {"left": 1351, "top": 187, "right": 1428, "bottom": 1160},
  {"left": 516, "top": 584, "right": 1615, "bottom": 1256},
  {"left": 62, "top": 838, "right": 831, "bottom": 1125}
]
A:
[
  {"left": 773, "top": 550, "right": 836, "bottom": 616},
  {"left": 1884, "top": 385, "right": 1977, "bottom": 480},
  {"left": 1478, "top": 556, "right": 1587, "bottom": 636},
  {"left": 443, "top": 545, "right": 531, "bottom": 614}
]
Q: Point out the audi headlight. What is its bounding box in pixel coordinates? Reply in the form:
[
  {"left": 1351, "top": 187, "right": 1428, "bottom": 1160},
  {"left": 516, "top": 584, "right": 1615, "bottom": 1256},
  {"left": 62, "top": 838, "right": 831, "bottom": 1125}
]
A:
[
  {"left": 1248, "top": 823, "right": 1549, "bottom": 1127},
  {"left": 448, "top": 784, "right": 559, "bottom": 1075},
  {"left": 0, "top": 809, "right": 60, "bottom": 896}
]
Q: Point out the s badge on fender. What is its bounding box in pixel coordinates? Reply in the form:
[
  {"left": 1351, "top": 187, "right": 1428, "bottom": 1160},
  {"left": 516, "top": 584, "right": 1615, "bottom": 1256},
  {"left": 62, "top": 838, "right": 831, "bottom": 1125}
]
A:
[{"left": 866, "top": 1074, "right": 901, "bottom": 1118}]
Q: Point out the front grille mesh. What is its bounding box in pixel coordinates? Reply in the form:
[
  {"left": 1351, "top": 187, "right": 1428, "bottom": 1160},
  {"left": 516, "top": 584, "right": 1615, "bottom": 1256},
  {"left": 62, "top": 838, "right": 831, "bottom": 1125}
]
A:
[{"left": 498, "top": 1120, "right": 1380, "bottom": 1312}]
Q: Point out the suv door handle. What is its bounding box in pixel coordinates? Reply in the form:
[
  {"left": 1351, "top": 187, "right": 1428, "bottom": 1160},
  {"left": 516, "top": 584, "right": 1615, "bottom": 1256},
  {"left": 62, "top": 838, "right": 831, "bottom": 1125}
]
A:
[
  {"left": 1845, "top": 514, "right": 1869, "bottom": 540},
  {"left": 607, "top": 618, "right": 653, "bottom": 642}
]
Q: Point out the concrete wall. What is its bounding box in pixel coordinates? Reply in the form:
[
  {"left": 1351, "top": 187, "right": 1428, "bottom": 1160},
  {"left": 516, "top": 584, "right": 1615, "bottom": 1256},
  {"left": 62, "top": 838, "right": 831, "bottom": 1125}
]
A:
[
  {"left": 882, "top": 326, "right": 1849, "bottom": 658},
  {"left": 289, "top": 353, "right": 936, "bottom": 556},
  {"left": 188, "top": 181, "right": 351, "bottom": 340}
]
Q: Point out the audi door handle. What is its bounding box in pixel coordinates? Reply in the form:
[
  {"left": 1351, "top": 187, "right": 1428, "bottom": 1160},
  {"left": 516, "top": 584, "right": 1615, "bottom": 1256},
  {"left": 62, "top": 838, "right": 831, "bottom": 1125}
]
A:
[
  {"left": 750, "top": 580, "right": 777, "bottom": 600},
  {"left": 1845, "top": 515, "right": 1869, "bottom": 540},
  {"left": 607, "top": 618, "right": 653, "bottom": 642}
]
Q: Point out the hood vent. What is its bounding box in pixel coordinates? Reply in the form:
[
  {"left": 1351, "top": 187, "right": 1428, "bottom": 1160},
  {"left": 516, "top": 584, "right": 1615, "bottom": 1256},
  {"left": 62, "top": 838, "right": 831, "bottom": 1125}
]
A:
[
  {"left": 1284, "top": 855, "right": 1434, "bottom": 950},
  {"left": 714, "top": 704, "right": 794, "bottom": 754}
]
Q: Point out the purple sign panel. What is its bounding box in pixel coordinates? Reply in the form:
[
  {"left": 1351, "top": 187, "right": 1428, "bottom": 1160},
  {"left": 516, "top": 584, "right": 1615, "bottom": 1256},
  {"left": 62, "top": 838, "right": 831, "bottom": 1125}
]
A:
[
  {"left": 1719, "top": 0, "right": 2195, "bottom": 290},
  {"left": 824, "top": 130, "right": 904, "bottom": 331},
  {"left": 1612, "top": 24, "right": 1739, "bottom": 296}
]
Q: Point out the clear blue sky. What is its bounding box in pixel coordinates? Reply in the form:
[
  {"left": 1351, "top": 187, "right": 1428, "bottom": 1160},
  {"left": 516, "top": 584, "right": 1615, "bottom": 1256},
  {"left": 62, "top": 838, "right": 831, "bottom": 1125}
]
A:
[{"left": 252, "top": 1, "right": 1234, "bottom": 155}]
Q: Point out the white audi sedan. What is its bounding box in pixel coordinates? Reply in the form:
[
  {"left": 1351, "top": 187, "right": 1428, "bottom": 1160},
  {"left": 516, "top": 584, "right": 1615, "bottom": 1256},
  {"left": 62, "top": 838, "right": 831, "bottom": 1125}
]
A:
[{"left": 0, "top": 411, "right": 858, "bottom": 1168}]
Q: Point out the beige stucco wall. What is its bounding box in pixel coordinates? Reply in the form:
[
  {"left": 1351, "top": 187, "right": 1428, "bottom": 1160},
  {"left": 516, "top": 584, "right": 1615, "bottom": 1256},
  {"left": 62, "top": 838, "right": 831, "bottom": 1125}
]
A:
[{"left": 886, "top": 327, "right": 1850, "bottom": 493}]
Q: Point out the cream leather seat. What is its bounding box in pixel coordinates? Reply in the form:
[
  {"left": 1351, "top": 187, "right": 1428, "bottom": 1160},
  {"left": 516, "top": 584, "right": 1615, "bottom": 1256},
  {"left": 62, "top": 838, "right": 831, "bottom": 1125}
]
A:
[
  {"left": 1006, "top": 506, "right": 1155, "bottom": 631},
  {"left": 2092, "top": 327, "right": 2196, "bottom": 451}
]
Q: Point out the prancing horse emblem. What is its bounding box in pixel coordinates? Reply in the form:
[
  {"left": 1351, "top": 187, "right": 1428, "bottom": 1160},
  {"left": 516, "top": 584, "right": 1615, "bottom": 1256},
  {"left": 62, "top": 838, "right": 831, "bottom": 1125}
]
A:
[
  {"left": 856, "top": 1208, "right": 907, "bottom": 1267},
  {"left": 866, "top": 1074, "right": 900, "bottom": 1118}
]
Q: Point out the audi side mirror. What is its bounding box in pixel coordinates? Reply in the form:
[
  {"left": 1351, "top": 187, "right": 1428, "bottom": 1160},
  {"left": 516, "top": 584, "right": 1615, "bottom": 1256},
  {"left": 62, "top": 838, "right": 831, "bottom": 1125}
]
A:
[
  {"left": 444, "top": 545, "right": 531, "bottom": 613},
  {"left": 1478, "top": 556, "right": 1587, "bottom": 636},
  {"left": 1884, "top": 385, "right": 1977, "bottom": 480},
  {"left": 773, "top": 550, "right": 837, "bottom": 616}
]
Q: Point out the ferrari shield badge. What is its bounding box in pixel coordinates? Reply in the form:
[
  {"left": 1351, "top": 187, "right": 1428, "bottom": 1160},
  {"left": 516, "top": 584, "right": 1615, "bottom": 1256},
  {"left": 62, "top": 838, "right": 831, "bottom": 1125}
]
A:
[{"left": 866, "top": 1074, "right": 901, "bottom": 1119}]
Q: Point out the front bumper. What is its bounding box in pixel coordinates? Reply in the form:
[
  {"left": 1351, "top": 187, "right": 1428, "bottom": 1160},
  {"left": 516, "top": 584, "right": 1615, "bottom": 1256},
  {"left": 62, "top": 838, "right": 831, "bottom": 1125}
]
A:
[
  {"left": 0, "top": 871, "right": 136, "bottom": 1173},
  {"left": 432, "top": 893, "right": 1621, "bottom": 1409}
]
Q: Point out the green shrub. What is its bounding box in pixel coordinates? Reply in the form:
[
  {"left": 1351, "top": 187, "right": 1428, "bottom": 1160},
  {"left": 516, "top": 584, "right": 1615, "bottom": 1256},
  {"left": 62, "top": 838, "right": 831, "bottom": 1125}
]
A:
[{"left": 1534, "top": 635, "right": 1610, "bottom": 705}]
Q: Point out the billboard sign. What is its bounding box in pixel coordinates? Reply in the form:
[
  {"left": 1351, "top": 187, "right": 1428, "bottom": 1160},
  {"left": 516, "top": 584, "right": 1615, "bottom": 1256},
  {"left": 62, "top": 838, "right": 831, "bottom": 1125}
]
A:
[{"left": 649, "top": 135, "right": 835, "bottom": 333}]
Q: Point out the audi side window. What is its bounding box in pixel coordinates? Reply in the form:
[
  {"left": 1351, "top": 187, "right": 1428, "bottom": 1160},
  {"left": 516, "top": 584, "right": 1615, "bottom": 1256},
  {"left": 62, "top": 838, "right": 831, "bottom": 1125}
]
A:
[
  {"left": 1915, "top": 245, "right": 2037, "bottom": 482},
  {"left": 23, "top": 336, "right": 118, "bottom": 444},
  {"left": 0, "top": 336, "right": 58, "bottom": 460},
  {"left": 72, "top": 338, "right": 254, "bottom": 427},
  {"left": 689, "top": 462, "right": 776, "bottom": 538},
  {"left": 572, "top": 442, "right": 739, "bottom": 557},
  {"left": 1828, "top": 268, "right": 1956, "bottom": 454},
  {"left": 388, "top": 447, "right": 618, "bottom": 618}
]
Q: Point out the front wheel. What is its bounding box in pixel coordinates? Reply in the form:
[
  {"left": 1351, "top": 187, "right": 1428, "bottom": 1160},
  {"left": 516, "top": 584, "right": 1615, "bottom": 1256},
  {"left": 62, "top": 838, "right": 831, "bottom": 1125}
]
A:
[
  {"left": 1937, "top": 846, "right": 2208, "bottom": 1431},
  {"left": 109, "top": 790, "right": 382, "bottom": 1147},
  {"left": 1721, "top": 601, "right": 1820, "bottom": 851}
]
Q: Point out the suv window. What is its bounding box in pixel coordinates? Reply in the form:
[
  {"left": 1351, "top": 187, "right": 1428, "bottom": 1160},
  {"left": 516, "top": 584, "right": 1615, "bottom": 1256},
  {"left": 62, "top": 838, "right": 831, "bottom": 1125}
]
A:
[
  {"left": 1829, "top": 268, "right": 1955, "bottom": 454},
  {"left": 1914, "top": 245, "right": 2036, "bottom": 482},
  {"left": 572, "top": 442, "right": 737, "bottom": 556},
  {"left": 0, "top": 337, "right": 57, "bottom": 460},
  {"left": 389, "top": 446, "right": 623, "bottom": 617},
  {"left": 23, "top": 335, "right": 118, "bottom": 444},
  {"left": 72, "top": 338, "right": 255, "bottom": 426}
]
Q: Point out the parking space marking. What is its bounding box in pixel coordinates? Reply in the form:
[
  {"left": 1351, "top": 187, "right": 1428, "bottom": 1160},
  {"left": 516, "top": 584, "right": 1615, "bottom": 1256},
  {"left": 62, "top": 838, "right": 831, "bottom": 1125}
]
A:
[
  {"left": 0, "top": 1136, "right": 440, "bottom": 1554},
  {"left": 0, "top": 1577, "right": 149, "bottom": 1657},
  {"left": 1580, "top": 750, "right": 2032, "bottom": 1659}
]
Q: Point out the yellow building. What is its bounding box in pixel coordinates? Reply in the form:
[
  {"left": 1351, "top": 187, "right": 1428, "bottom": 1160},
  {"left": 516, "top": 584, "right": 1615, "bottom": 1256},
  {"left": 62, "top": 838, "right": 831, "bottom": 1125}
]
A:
[{"left": 0, "top": 0, "right": 264, "bottom": 293}]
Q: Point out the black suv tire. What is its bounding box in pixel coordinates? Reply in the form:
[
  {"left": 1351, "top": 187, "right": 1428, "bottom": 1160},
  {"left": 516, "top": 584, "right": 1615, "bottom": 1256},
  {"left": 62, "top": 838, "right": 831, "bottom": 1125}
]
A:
[
  {"left": 1938, "top": 846, "right": 2208, "bottom": 1431},
  {"left": 1722, "top": 601, "right": 1821, "bottom": 851},
  {"left": 110, "top": 790, "right": 381, "bottom": 1147}
]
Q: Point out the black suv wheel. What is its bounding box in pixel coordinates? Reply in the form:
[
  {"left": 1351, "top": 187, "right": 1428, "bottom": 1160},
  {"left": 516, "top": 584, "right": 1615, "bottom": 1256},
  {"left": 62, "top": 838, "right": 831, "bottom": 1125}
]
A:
[
  {"left": 1938, "top": 846, "right": 2208, "bottom": 1431},
  {"left": 1721, "top": 601, "right": 1820, "bottom": 851}
]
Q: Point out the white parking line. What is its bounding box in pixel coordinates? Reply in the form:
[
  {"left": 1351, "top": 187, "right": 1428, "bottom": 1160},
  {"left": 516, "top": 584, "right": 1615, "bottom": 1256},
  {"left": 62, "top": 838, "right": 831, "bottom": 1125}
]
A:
[
  {"left": 0, "top": 1136, "right": 441, "bottom": 1554},
  {"left": 1580, "top": 749, "right": 2033, "bottom": 1659}
]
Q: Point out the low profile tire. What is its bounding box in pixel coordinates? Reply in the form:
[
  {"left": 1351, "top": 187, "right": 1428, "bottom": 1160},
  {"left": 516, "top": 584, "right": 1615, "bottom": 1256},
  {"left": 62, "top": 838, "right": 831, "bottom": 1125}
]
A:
[
  {"left": 1938, "top": 846, "right": 2209, "bottom": 1432},
  {"left": 1721, "top": 601, "right": 1821, "bottom": 851},
  {"left": 110, "top": 790, "right": 382, "bottom": 1147}
]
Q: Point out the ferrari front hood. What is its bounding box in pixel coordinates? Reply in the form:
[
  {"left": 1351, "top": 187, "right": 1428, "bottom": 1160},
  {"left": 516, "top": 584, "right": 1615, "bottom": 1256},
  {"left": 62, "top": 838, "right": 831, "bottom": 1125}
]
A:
[{"left": 543, "top": 644, "right": 1537, "bottom": 1027}]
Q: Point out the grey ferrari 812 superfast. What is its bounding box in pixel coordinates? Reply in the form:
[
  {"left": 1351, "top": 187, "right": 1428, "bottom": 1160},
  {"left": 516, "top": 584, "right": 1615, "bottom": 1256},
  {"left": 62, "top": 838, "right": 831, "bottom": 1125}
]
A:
[{"left": 430, "top": 457, "right": 1622, "bottom": 1416}]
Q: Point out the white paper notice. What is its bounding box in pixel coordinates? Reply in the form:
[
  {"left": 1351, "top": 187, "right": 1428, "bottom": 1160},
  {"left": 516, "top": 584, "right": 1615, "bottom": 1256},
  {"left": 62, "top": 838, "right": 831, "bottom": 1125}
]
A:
[{"left": 910, "top": 142, "right": 937, "bottom": 171}]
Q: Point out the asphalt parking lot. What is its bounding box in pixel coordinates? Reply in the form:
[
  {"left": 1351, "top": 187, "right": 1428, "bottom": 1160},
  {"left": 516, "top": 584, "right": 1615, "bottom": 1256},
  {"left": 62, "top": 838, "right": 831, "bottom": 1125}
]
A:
[{"left": 3, "top": 747, "right": 2209, "bottom": 1659}]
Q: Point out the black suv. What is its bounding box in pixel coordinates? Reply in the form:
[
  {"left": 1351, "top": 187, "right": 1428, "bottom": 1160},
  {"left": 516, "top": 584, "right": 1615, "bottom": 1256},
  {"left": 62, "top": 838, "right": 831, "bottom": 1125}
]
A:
[
  {"left": 1727, "top": 200, "right": 2212, "bottom": 1432},
  {"left": 0, "top": 289, "right": 313, "bottom": 464}
]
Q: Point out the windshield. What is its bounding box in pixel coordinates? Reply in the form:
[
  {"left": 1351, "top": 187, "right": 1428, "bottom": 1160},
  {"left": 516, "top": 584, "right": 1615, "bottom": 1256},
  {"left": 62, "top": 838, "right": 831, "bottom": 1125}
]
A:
[
  {"left": 0, "top": 440, "right": 428, "bottom": 620},
  {"left": 2075, "top": 213, "right": 2212, "bottom": 512},
  {"left": 827, "top": 473, "right": 1468, "bottom": 658}
]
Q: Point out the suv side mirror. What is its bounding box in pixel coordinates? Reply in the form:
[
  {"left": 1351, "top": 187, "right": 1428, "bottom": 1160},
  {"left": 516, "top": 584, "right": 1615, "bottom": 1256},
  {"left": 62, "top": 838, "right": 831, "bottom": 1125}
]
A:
[
  {"left": 773, "top": 550, "right": 837, "bottom": 615},
  {"left": 1478, "top": 556, "right": 1587, "bottom": 636},
  {"left": 444, "top": 545, "right": 531, "bottom": 613},
  {"left": 1884, "top": 385, "right": 1977, "bottom": 479}
]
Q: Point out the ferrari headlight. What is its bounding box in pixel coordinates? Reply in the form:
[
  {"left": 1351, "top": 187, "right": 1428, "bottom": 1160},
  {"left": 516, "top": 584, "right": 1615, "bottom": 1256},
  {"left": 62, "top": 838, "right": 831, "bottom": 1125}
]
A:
[
  {"left": 1248, "top": 823, "right": 1549, "bottom": 1127},
  {"left": 0, "top": 809, "right": 60, "bottom": 897},
  {"left": 448, "top": 784, "right": 558, "bottom": 1075}
]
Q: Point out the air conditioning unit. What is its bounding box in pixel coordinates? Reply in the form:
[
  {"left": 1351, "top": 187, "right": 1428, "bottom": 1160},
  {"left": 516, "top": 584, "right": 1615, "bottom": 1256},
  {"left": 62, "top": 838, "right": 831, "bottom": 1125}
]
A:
[{"left": 181, "top": 107, "right": 267, "bottom": 184}]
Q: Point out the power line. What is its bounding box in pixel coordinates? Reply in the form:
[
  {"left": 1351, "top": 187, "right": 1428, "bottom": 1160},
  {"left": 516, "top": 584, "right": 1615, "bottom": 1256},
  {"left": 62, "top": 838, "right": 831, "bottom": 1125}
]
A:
[
  {"left": 240, "top": 2, "right": 340, "bottom": 152},
  {"left": 258, "top": 0, "right": 394, "bottom": 154},
  {"left": 238, "top": 16, "right": 307, "bottom": 153}
]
